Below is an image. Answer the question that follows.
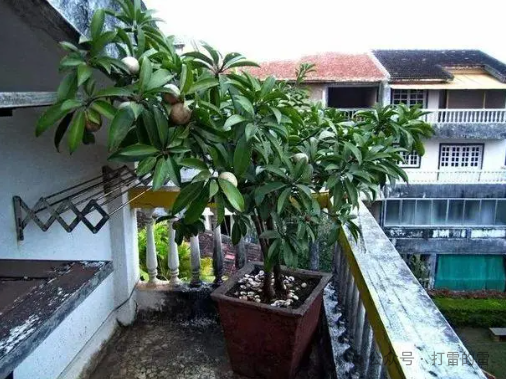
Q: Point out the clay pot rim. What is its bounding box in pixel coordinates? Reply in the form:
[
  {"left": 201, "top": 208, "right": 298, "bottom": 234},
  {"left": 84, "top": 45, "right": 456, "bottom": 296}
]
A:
[{"left": 211, "top": 261, "right": 331, "bottom": 317}]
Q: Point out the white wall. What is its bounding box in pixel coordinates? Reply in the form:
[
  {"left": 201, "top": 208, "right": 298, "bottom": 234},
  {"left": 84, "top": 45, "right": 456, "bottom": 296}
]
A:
[
  {"left": 403, "top": 138, "right": 506, "bottom": 175},
  {"left": 1, "top": 3, "right": 138, "bottom": 378}
]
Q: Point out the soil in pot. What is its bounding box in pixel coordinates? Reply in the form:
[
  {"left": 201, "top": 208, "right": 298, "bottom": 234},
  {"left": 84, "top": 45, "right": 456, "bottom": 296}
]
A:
[{"left": 226, "top": 266, "right": 319, "bottom": 307}]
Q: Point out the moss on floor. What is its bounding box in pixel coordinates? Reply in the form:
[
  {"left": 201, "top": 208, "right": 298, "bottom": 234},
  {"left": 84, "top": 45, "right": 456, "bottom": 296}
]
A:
[{"left": 455, "top": 327, "right": 506, "bottom": 379}]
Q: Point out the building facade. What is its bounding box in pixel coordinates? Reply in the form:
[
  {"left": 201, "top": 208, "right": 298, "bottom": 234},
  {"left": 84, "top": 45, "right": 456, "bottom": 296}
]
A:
[{"left": 254, "top": 50, "right": 506, "bottom": 291}]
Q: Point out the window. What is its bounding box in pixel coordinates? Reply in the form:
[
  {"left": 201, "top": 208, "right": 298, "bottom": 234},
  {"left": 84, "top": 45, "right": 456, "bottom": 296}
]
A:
[
  {"left": 439, "top": 144, "right": 483, "bottom": 169},
  {"left": 392, "top": 89, "right": 426, "bottom": 107},
  {"left": 399, "top": 151, "right": 421, "bottom": 168},
  {"left": 384, "top": 199, "right": 506, "bottom": 226}
]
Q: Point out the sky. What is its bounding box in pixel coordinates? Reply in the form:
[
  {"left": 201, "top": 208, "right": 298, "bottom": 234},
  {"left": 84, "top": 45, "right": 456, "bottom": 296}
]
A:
[{"left": 144, "top": 0, "right": 506, "bottom": 64}]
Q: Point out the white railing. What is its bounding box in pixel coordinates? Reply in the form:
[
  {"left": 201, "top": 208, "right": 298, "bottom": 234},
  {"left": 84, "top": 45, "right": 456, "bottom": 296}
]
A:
[
  {"left": 140, "top": 205, "right": 244, "bottom": 287},
  {"left": 422, "top": 108, "right": 506, "bottom": 124},
  {"left": 405, "top": 169, "right": 506, "bottom": 184},
  {"left": 338, "top": 108, "right": 369, "bottom": 119}
]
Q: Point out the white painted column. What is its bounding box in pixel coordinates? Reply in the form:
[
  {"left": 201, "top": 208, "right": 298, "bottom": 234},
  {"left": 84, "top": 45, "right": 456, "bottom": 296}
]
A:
[
  {"left": 142, "top": 208, "right": 159, "bottom": 285},
  {"left": 203, "top": 207, "right": 212, "bottom": 231},
  {"left": 189, "top": 234, "right": 202, "bottom": 287},
  {"left": 166, "top": 216, "right": 181, "bottom": 287},
  {"left": 108, "top": 190, "right": 139, "bottom": 325}
]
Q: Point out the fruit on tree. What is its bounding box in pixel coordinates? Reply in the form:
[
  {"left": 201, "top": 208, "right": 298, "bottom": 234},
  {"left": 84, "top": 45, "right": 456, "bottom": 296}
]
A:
[
  {"left": 170, "top": 103, "right": 192, "bottom": 125},
  {"left": 292, "top": 153, "right": 309, "bottom": 163},
  {"left": 162, "top": 84, "right": 181, "bottom": 105},
  {"left": 121, "top": 56, "right": 140, "bottom": 75}
]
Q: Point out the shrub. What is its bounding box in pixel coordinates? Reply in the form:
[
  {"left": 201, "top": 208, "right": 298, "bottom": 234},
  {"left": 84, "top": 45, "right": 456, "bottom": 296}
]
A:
[
  {"left": 138, "top": 222, "right": 214, "bottom": 282},
  {"left": 433, "top": 297, "right": 506, "bottom": 327}
]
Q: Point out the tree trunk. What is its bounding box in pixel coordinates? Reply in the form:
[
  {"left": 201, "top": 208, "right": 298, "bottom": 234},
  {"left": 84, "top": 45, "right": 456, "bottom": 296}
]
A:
[{"left": 273, "top": 262, "right": 285, "bottom": 295}]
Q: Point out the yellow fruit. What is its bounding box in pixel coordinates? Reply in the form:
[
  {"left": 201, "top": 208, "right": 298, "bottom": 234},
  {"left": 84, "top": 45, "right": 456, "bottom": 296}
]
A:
[
  {"left": 219, "top": 172, "right": 238, "bottom": 187},
  {"left": 170, "top": 103, "right": 192, "bottom": 125},
  {"left": 121, "top": 56, "right": 140, "bottom": 75},
  {"left": 292, "top": 153, "right": 309, "bottom": 163}
]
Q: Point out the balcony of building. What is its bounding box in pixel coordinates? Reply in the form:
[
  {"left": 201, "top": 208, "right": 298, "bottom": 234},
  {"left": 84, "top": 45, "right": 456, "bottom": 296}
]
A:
[
  {"left": 83, "top": 189, "right": 489, "bottom": 379},
  {"left": 404, "top": 169, "right": 506, "bottom": 184}
]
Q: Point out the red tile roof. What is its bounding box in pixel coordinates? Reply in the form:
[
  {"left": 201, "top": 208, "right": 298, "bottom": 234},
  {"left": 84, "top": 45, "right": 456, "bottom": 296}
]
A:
[{"left": 247, "top": 52, "right": 386, "bottom": 83}]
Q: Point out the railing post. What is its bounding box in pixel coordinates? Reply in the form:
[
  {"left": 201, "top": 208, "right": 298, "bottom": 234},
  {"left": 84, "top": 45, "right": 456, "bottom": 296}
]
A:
[
  {"left": 428, "top": 253, "right": 437, "bottom": 289},
  {"left": 189, "top": 234, "right": 202, "bottom": 287},
  {"left": 211, "top": 207, "right": 224, "bottom": 285},
  {"left": 142, "top": 208, "right": 159, "bottom": 285},
  {"left": 350, "top": 284, "right": 360, "bottom": 337},
  {"left": 354, "top": 301, "right": 366, "bottom": 350},
  {"left": 368, "top": 342, "right": 383, "bottom": 379},
  {"left": 360, "top": 317, "right": 373, "bottom": 378},
  {"left": 166, "top": 216, "right": 181, "bottom": 287}
]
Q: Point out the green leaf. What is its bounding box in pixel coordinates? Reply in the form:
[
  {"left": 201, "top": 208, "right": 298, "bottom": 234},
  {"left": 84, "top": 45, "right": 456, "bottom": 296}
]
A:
[
  {"left": 95, "top": 86, "right": 133, "bottom": 98},
  {"left": 185, "top": 186, "right": 209, "bottom": 223},
  {"left": 233, "top": 137, "right": 251, "bottom": 177},
  {"left": 215, "top": 192, "right": 225, "bottom": 225},
  {"left": 54, "top": 113, "right": 73, "bottom": 152},
  {"left": 77, "top": 64, "right": 93, "bottom": 86},
  {"left": 218, "top": 178, "right": 244, "bottom": 211},
  {"left": 139, "top": 57, "right": 152, "bottom": 91},
  {"left": 344, "top": 178, "right": 358, "bottom": 206},
  {"left": 180, "top": 158, "right": 208, "bottom": 171},
  {"left": 61, "top": 99, "right": 82, "bottom": 111},
  {"left": 108, "top": 106, "right": 135, "bottom": 151},
  {"left": 137, "top": 156, "right": 157, "bottom": 176},
  {"left": 277, "top": 187, "right": 291, "bottom": 213},
  {"left": 152, "top": 106, "right": 168, "bottom": 146},
  {"left": 226, "top": 60, "right": 260, "bottom": 69},
  {"left": 146, "top": 69, "right": 173, "bottom": 91},
  {"left": 235, "top": 96, "right": 254, "bottom": 115},
  {"left": 172, "top": 182, "right": 205, "bottom": 213},
  {"left": 90, "top": 9, "right": 105, "bottom": 39},
  {"left": 270, "top": 106, "right": 282, "bottom": 124},
  {"left": 110, "top": 144, "right": 158, "bottom": 161},
  {"left": 245, "top": 123, "right": 258, "bottom": 141},
  {"left": 209, "top": 180, "right": 219, "bottom": 198},
  {"left": 296, "top": 184, "right": 313, "bottom": 201},
  {"left": 90, "top": 100, "right": 116, "bottom": 120},
  {"left": 141, "top": 109, "right": 162, "bottom": 149},
  {"left": 180, "top": 63, "right": 194, "bottom": 94},
  {"left": 68, "top": 110, "right": 85, "bottom": 153},
  {"left": 57, "top": 72, "right": 78, "bottom": 102},
  {"left": 187, "top": 77, "right": 219, "bottom": 94},
  {"left": 254, "top": 182, "right": 285, "bottom": 205},
  {"left": 224, "top": 114, "right": 245, "bottom": 130},
  {"left": 36, "top": 103, "right": 71, "bottom": 136},
  {"left": 166, "top": 155, "right": 181, "bottom": 187},
  {"left": 344, "top": 142, "right": 363, "bottom": 164},
  {"left": 152, "top": 158, "right": 169, "bottom": 190},
  {"left": 259, "top": 230, "right": 281, "bottom": 239}
]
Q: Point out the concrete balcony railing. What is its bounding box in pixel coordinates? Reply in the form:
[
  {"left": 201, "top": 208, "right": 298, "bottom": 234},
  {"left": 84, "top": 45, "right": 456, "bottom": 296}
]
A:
[
  {"left": 327, "top": 202, "right": 487, "bottom": 379},
  {"left": 129, "top": 186, "right": 487, "bottom": 378},
  {"left": 405, "top": 169, "right": 506, "bottom": 184},
  {"left": 422, "top": 108, "right": 506, "bottom": 124}
]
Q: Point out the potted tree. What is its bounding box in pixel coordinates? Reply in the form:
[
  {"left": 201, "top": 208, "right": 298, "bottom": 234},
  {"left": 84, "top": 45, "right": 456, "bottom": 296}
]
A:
[{"left": 36, "top": 1, "right": 433, "bottom": 377}]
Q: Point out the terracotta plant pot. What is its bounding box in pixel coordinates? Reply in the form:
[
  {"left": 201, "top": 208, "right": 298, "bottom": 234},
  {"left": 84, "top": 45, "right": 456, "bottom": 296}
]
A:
[{"left": 211, "top": 262, "right": 331, "bottom": 379}]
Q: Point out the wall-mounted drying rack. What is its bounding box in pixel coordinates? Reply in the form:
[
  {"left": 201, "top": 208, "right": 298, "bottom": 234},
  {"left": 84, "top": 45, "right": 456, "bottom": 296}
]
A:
[{"left": 13, "top": 165, "right": 151, "bottom": 241}]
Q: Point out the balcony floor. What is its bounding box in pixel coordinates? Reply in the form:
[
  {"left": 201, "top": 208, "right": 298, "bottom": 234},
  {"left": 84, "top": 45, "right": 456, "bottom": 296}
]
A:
[{"left": 90, "top": 314, "right": 321, "bottom": 379}]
